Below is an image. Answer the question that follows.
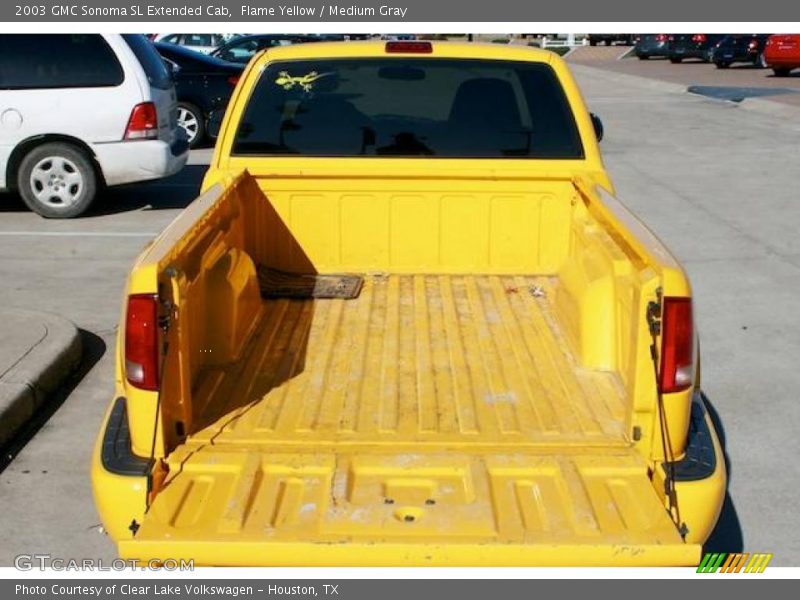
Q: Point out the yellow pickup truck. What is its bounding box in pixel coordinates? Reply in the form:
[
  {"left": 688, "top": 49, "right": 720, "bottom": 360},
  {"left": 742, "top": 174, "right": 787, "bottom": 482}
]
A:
[{"left": 91, "top": 41, "right": 725, "bottom": 566}]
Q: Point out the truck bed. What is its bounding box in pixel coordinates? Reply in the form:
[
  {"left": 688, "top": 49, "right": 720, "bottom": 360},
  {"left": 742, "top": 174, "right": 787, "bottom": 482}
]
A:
[
  {"left": 187, "top": 273, "right": 627, "bottom": 449},
  {"left": 125, "top": 274, "right": 695, "bottom": 565}
]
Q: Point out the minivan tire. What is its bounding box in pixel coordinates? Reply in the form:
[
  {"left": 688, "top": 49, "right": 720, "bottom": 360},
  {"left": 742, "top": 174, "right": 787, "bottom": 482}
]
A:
[
  {"left": 18, "top": 143, "right": 98, "bottom": 218},
  {"left": 178, "top": 102, "right": 205, "bottom": 148}
]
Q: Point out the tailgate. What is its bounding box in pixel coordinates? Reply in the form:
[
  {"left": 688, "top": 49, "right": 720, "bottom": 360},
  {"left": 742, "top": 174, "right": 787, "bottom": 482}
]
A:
[{"left": 123, "top": 448, "right": 698, "bottom": 566}]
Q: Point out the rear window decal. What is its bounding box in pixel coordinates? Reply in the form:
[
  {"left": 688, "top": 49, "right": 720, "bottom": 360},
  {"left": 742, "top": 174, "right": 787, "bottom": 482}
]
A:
[{"left": 274, "top": 71, "right": 329, "bottom": 92}]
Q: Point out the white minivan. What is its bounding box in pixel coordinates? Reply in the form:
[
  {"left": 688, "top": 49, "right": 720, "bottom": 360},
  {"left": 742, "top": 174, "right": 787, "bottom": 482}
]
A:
[{"left": 0, "top": 34, "right": 189, "bottom": 218}]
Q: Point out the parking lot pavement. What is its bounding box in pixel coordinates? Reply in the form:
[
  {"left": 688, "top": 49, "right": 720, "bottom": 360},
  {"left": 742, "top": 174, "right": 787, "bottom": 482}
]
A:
[
  {"left": 568, "top": 48, "right": 800, "bottom": 110},
  {"left": 564, "top": 45, "right": 631, "bottom": 63},
  {"left": 573, "top": 63, "right": 800, "bottom": 564},
  {"left": 0, "top": 71, "right": 799, "bottom": 565},
  {"left": 0, "top": 150, "right": 211, "bottom": 564}
]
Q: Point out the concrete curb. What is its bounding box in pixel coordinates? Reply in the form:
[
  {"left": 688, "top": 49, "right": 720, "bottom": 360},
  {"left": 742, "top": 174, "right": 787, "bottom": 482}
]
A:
[
  {"left": 569, "top": 63, "right": 800, "bottom": 118},
  {"left": 0, "top": 309, "right": 82, "bottom": 447}
]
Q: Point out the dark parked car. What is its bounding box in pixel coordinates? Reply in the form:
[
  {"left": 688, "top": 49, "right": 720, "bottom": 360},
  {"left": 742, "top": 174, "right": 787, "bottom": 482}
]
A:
[
  {"left": 667, "top": 34, "right": 728, "bottom": 63},
  {"left": 711, "top": 34, "right": 770, "bottom": 68},
  {"left": 587, "top": 34, "right": 634, "bottom": 46},
  {"left": 633, "top": 34, "right": 671, "bottom": 59},
  {"left": 210, "top": 34, "right": 320, "bottom": 64},
  {"left": 155, "top": 42, "right": 243, "bottom": 147}
]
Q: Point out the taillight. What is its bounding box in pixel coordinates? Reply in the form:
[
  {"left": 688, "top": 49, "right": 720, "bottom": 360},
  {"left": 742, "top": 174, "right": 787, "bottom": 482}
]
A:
[
  {"left": 656, "top": 34, "right": 668, "bottom": 42},
  {"left": 385, "top": 41, "right": 433, "bottom": 54},
  {"left": 125, "top": 294, "right": 160, "bottom": 391},
  {"left": 692, "top": 34, "right": 707, "bottom": 43},
  {"left": 124, "top": 102, "right": 158, "bottom": 140},
  {"left": 748, "top": 39, "right": 759, "bottom": 50},
  {"left": 227, "top": 75, "right": 240, "bottom": 86},
  {"left": 659, "top": 297, "right": 694, "bottom": 394}
]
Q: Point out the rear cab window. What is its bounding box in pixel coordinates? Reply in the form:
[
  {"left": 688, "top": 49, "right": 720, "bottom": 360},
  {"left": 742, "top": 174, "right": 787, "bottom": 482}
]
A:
[
  {"left": 232, "top": 58, "right": 584, "bottom": 159},
  {"left": 0, "top": 34, "right": 123, "bottom": 90},
  {"left": 122, "top": 34, "right": 172, "bottom": 90}
]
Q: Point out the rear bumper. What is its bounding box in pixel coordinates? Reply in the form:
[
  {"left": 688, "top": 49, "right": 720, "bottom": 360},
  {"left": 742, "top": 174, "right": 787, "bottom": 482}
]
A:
[
  {"left": 764, "top": 56, "right": 800, "bottom": 68},
  {"left": 670, "top": 47, "right": 709, "bottom": 59},
  {"left": 668, "top": 391, "right": 727, "bottom": 545},
  {"left": 636, "top": 44, "right": 669, "bottom": 57},
  {"left": 91, "top": 397, "right": 149, "bottom": 542},
  {"left": 93, "top": 137, "right": 188, "bottom": 187},
  {"left": 713, "top": 50, "right": 757, "bottom": 63}
]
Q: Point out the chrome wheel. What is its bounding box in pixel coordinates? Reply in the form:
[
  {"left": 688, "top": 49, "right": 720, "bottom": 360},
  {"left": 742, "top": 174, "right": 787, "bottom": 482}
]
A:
[
  {"left": 178, "top": 106, "right": 200, "bottom": 144},
  {"left": 29, "top": 156, "right": 84, "bottom": 208}
]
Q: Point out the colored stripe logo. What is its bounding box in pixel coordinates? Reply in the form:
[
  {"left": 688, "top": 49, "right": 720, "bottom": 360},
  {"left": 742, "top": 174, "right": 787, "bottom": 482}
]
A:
[{"left": 697, "top": 552, "right": 773, "bottom": 573}]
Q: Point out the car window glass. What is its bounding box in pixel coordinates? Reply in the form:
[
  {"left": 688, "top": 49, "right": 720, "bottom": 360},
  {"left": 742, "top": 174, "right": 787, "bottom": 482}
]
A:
[
  {"left": 233, "top": 58, "right": 584, "bottom": 159},
  {"left": 122, "top": 34, "right": 172, "bottom": 90},
  {"left": 0, "top": 34, "right": 124, "bottom": 89},
  {"left": 186, "top": 34, "right": 214, "bottom": 46},
  {"left": 220, "top": 39, "right": 260, "bottom": 61}
]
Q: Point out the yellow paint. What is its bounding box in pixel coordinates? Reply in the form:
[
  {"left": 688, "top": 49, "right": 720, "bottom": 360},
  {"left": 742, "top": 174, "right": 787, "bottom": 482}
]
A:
[{"left": 91, "top": 41, "right": 725, "bottom": 565}]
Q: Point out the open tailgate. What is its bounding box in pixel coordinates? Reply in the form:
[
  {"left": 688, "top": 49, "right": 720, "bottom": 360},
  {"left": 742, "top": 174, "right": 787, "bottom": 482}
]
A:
[{"left": 122, "top": 448, "right": 699, "bottom": 566}]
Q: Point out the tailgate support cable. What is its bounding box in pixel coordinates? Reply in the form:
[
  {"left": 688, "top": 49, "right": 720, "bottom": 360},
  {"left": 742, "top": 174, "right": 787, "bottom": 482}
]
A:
[
  {"left": 647, "top": 290, "right": 689, "bottom": 540},
  {"left": 144, "top": 270, "right": 178, "bottom": 515}
]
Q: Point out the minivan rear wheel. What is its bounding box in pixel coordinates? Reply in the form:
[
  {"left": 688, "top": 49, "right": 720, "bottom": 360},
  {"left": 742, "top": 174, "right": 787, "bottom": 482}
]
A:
[{"left": 18, "top": 143, "right": 97, "bottom": 218}]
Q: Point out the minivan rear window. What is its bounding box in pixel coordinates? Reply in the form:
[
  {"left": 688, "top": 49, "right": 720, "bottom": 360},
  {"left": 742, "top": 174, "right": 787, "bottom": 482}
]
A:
[
  {"left": 0, "top": 34, "right": 123, "bottom": 90},
  {"left": 122, "top": 34, "right": 172, "bottom": 90},
  {"left": 232, "top": 58, "right": 584, "bottom": 159}
]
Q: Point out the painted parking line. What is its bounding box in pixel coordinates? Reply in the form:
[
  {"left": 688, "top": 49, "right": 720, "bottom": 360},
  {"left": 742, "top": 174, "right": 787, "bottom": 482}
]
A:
[{"left": 0, "top": 231, "right": 158, "bottom": 237}]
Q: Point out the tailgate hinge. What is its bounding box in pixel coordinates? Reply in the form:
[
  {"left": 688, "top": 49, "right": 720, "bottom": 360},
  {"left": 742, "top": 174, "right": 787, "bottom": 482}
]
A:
[{"left": 646, "top": 287, "right": 663, "bottom": 337}]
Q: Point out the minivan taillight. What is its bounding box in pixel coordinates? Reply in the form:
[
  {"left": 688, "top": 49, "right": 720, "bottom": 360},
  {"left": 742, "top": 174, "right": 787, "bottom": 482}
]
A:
[
  {"left": 655, "top": 34, "right": 668, "bottom": 42},
  {"left": 659, "top": 297, "right": 694, "bottom": 394},
  {"left": 124, "top": 102, "right": 158, "bottom": 140},
  {"left": 125, "top": 294, "right": 159, "bottom": 391},
  {"left": 692, "top": 34, "right": 707, "bottom": 43}
]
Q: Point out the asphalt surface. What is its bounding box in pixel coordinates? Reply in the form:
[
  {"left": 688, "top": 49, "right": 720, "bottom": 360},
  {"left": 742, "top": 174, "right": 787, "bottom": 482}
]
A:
[
  {"left": 1, "top": 67, "right": 799, "bottom": 566},
  {"left": 568, "top": 45, "right": 800, "bottom": 109}
]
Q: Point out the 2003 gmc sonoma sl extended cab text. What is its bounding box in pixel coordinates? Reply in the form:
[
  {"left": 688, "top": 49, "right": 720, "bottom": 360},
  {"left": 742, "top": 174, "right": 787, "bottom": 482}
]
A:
[{"left": 91, "top": 41, "right": 726, "bottom": 566}]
